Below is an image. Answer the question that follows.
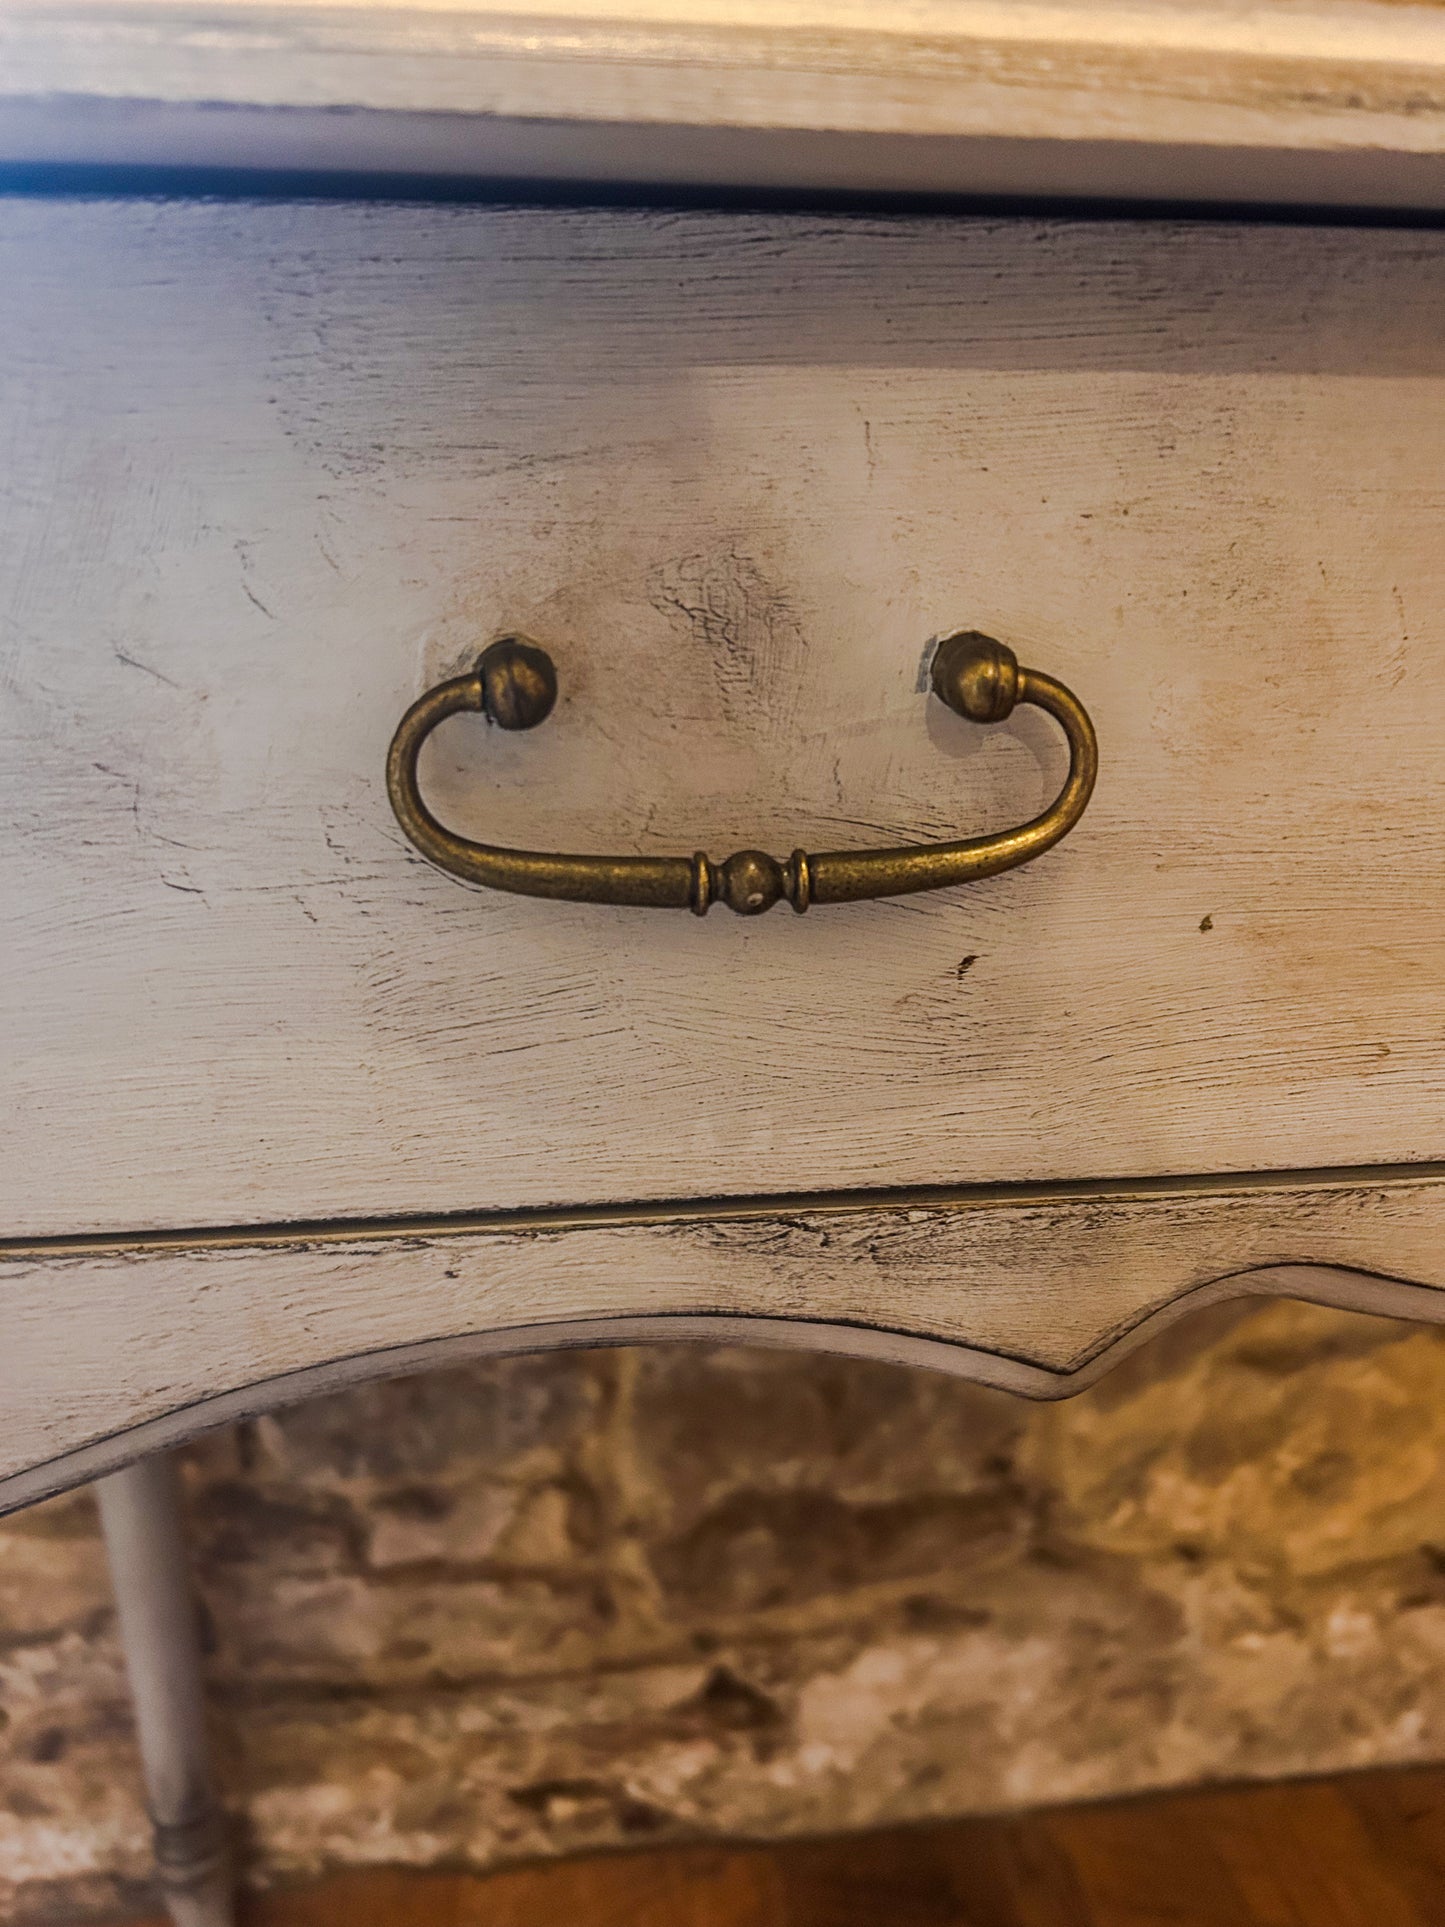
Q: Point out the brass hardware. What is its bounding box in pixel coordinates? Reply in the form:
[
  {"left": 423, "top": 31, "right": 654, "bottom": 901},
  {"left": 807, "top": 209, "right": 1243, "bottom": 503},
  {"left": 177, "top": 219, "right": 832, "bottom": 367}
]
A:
[{"left": 386, "top": 631, "right": 1097, "bottom": 914}]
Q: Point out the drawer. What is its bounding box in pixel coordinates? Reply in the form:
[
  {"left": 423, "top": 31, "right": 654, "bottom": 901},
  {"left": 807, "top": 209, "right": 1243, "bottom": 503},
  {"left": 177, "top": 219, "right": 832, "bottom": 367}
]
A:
[{"left": 4, "top": 200, "right": 1445, "bottom": 1238}]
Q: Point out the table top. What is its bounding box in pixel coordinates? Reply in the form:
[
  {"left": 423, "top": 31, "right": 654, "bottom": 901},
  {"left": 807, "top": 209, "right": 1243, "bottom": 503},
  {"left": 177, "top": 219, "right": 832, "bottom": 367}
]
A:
[{"left": 3, "top": 0, "right": 1445, "bottom": 206}]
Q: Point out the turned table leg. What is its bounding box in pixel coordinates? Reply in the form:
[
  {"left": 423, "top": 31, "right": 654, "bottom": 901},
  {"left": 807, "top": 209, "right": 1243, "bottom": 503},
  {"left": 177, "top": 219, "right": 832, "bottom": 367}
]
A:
[{"left": 96, "top": 1455, "right": 235, "bottom": 1927}]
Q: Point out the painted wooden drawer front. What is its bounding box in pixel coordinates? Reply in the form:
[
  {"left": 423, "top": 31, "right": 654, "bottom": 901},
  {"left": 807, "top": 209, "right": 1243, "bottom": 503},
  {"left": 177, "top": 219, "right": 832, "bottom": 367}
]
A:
[{"left": 3, "top": 200, "right": 1445, "bottom": 1239}]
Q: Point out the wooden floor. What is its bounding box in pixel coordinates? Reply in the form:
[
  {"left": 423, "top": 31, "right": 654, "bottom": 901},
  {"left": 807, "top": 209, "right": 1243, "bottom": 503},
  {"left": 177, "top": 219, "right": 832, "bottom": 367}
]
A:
[{"left": 130, "top": 1765, "right": 1445, "bottom": 1926}]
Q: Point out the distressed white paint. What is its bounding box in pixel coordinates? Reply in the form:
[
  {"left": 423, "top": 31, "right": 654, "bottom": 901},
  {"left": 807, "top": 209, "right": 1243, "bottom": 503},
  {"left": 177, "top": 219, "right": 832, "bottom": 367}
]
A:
[
  {"left": 4, "top": 202, "right": 1445, "bottom": 1237},
  {"left": 9, "top": 1170, "right": 1445, "bottom": 1508}
]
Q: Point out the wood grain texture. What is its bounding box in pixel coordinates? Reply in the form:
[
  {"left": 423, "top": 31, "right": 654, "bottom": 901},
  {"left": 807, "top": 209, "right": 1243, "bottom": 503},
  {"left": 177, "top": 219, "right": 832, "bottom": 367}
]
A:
[
  {"left": 9, "top": 1167, "right": 1445, "bottom": 1510},
  {"left": 111, "top": 1764, "right": 1445, "bottom": 1927},
  {"left": 4, "top": 203, "right": 1445, "bottom": 1237}
]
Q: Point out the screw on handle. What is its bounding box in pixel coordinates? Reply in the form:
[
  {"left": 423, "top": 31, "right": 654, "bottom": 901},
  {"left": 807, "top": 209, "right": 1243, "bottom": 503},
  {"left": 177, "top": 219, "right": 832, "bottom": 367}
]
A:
[{"left": 386, "top": 630, "right": 1097, "bottom": 914}]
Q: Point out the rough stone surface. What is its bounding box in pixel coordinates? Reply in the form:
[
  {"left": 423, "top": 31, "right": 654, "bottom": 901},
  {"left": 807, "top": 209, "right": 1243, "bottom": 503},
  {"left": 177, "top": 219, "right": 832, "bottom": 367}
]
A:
[{"left": 8, "top": 1301, "right": 1445, "bottom": 1920}]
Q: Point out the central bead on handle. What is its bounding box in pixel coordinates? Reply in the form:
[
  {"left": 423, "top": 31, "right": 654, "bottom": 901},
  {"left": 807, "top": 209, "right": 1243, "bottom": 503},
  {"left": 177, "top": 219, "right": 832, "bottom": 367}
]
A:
[{"left": 690, "top": 848, "right": 812, "bottom": 916}]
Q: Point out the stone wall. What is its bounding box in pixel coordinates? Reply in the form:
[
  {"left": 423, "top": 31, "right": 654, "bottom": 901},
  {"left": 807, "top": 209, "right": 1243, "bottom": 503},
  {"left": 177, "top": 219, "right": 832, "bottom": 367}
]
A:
[{"left": 7, "top": 1296, "right": 1445, "bottom": 1921}]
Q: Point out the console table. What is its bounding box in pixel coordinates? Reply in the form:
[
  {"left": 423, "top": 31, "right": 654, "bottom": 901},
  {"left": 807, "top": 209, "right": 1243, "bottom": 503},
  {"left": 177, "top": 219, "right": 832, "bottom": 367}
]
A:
[{"left": 4, "top": 6, "right": 1445, "bottom": 1921}]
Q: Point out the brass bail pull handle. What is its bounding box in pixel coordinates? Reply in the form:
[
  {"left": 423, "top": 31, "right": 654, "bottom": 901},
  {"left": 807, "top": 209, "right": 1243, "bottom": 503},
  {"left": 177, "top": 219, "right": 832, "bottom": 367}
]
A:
[{"left": 386, "top": 631, "right": 1098, "bottom": 915}]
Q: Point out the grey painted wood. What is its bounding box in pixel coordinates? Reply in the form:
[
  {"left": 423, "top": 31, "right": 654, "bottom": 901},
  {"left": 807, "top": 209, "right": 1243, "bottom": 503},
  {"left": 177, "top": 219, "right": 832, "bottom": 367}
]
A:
[{"left": 95, "top": 1456, "right": 234, "bottom": 1927}]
